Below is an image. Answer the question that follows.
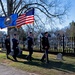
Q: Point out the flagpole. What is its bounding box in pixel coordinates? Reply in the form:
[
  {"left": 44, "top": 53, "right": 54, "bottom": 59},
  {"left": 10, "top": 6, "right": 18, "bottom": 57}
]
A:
[
  {"left": 33, "top": 8, "right": 35, "bottom": 45},
  {"left": 33, "top": 19, "right": 34, "bottom": 45}
]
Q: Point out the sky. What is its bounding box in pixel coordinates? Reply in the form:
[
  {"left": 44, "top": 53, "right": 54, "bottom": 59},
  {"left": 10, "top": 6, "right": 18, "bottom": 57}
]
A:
[
  {"left": 48, "top": 0, "right": 75, "bottom": 29},
  {"left": 0, "top": 0, "right": 75, "bottom": 32},
  {"left": 61, "top": 0, "right": 75, "bottom": 28}
]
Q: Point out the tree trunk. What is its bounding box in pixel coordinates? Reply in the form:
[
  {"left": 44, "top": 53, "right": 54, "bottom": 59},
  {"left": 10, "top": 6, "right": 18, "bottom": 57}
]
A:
[{"left": 7, "top": 0, "right": 14, "bottom": 52}]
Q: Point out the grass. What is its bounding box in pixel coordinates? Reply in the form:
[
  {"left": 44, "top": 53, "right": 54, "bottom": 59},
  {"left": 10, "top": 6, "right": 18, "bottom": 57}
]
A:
[{"left": 0, "top": 50, "right": 75, "bottom": 75}]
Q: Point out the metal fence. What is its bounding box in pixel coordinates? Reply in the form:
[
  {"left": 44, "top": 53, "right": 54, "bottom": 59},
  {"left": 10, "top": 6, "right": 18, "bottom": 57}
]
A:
[
  {"left": 39, "top": 35, "right": 75, "bottom": 55},
  {"left": 1, "top": 35, "right": 75, "bottom": 55}
]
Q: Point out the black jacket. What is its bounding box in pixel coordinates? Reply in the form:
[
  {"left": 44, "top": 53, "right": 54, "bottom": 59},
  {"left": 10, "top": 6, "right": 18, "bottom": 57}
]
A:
[
  {"left": 5, "top": 38, "right": 10, "bottom": 49},
  {"left": 27, "top": 36, "right": 33, "bottom": 47},
  {"left": 12, "top": 38, "right": 19, "bottom": 49},
  {"left": 42, "top": 36, "right": 50, "bottom": 49}
]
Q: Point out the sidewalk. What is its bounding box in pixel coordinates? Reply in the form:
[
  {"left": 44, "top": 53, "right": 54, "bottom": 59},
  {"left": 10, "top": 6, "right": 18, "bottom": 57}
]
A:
[{"left": 0, "top": 63, "right": 38, "bottom": 75}]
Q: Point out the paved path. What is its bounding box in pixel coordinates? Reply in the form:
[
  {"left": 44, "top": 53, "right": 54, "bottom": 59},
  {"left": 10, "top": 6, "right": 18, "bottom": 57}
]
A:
[{"left": 0, "top": 63, "right": 38, "bottom": 75}]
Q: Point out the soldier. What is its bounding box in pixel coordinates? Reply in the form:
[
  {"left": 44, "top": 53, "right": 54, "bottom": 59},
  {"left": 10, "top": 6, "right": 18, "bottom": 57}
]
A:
[
  {"left": 12, "top": 34, "right": 19, "bottom": 61},
  {"left": 5, "top": 35, "right": 11, "bottom": 59},
  {"left": 26, "top": 32, "right": 33, "bottom": 61},
  {"left": 41, "top": 32, "right": 50, "bottom": 63}
]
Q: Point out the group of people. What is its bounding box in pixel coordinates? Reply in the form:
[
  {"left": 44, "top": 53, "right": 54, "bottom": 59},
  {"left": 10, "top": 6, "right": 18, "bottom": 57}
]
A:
[
  {"left": 5, "top": 32, "right": 50, "bottom": 63},
  {"left": 5, "top": 34, "right": 19, "bottom": 61}
]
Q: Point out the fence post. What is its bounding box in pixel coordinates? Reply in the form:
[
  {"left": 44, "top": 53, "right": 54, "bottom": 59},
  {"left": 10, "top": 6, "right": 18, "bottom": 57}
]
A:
[
  {"left": 63, "top": 34, "right": 65, "bottom": 54},
  {"left": 1, "top": 38, "right": 3, "bottom": 48},
  {"left": 74, "top": 37, "right": 75, "bottom": 54},
  {"left": 40, "top": 36, "right": 42, "bottom": 51}
]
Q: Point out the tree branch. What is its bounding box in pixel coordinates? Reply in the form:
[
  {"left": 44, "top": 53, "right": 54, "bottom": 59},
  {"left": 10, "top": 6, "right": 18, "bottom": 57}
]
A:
[
  {"left": 35, "top": 14, "right": 46, "bottom": 26},
  {"left": 13, "top": 0, "right": 22, "bottom": 13},
  {"left": 0, "top": 0, "right": 6, "bottom": 16},
  {"left": 17, "top": 3, "right": 66, "bottom": 18}
]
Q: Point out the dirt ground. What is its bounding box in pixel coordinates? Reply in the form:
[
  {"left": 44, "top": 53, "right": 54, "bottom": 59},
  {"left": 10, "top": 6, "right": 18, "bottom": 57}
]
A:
[{"left": 0, "top": 63, "right": 38, "bottom": 75}]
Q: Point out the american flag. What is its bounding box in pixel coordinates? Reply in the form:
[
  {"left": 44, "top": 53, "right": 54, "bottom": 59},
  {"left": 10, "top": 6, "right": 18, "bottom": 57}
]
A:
[{"left": 16, "top": 8, "right": 34, "bottom": 28}]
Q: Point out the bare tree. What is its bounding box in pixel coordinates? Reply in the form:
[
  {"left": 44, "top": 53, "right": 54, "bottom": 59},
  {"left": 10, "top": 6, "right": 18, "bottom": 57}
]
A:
[
  {"left": 69, "top": 21, "right": 75, "bottom": 37},
  {"left": 0, "top": 0, "right": 70, "bottom": 49},
  {"left": 0, "top": 0, "right": 70, "bottom": 26}
]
